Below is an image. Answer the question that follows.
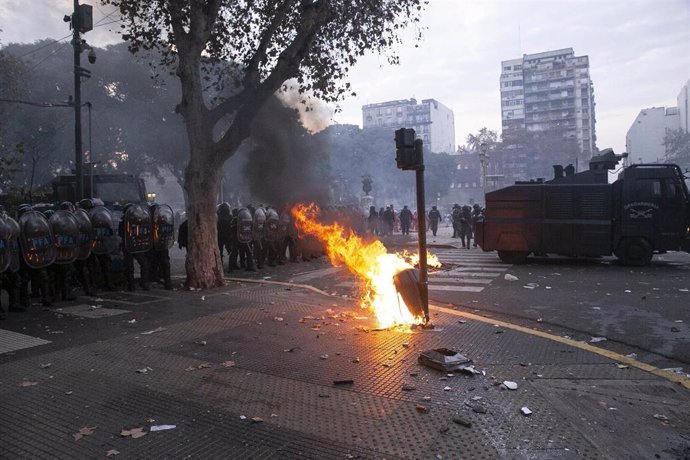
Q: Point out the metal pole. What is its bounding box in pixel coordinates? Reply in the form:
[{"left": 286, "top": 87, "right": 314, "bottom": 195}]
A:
[
  {"left": 72, "top": 0, "right": 84, "bottom": 201},
  {"left": 413, "top": 139, "right": 429, "bottom": 324},
  {"left": 86, "top": 102, "right": 93, "bottom": 198}
]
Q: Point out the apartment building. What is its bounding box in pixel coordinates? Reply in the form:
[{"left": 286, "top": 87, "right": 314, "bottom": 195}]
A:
[{"left": 362, "top": 98, "right": 455, "bottom": 154}]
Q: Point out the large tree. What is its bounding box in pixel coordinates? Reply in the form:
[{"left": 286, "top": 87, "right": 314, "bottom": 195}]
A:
[{"left": 105, "top": 0, "right": 427, "bottom": 288}]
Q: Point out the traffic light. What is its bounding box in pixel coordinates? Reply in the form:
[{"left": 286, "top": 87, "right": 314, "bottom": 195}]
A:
[
  {"left": 395, "top": 128, "right": 422, "bottom": 170},
  {"left": 76, "top": 4, "right": 93, "bottom": 33}
]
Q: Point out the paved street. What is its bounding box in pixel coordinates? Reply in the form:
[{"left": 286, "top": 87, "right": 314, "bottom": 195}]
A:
[{"left": 1, "top": 225, "right": 689, "bottom": 459}]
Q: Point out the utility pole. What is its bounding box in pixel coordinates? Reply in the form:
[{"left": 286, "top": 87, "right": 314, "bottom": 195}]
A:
[{"left": 65, "top": 0, "right": 94, "bottom": 201}]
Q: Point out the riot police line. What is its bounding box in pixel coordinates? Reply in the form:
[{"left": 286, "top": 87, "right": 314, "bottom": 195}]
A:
[
  {"left": 207, "top": 203, "right": 367, "bottom": 273},
  {"left": 0, "top": 199, "right": 175, "bottom": 320}
]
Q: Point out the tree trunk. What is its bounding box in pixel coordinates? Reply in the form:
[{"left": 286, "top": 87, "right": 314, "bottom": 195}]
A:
[{"left": 184, "top": 151, "right": 225, "bottom": 288}]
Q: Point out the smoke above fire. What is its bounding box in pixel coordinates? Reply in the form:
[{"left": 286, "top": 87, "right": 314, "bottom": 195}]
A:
[{"left": 242, "top": 95, "right": 332, "bottom": 208}]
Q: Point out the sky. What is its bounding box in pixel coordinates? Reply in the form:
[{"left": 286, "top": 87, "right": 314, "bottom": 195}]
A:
[{"left": 1, "top": 0, "right": 689, "bottom": 154}]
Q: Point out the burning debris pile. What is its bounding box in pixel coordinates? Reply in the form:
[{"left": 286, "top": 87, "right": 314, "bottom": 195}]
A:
[{"left": 291, "top": 203, "right": 440, "bottom": 329}]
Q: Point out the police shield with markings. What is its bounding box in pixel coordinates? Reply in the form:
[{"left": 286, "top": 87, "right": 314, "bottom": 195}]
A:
[
  {"left": 149, "top": 204, "right": 174, "bottom": 289},
  {"left": 120, "top": 203, "right": 152, "bottom": 291},
  {"left": 236, "top": 207, "right": 255, "bottom": 271}
]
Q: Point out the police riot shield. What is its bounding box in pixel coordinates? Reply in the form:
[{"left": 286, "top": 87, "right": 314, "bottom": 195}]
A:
[
  {"left": 0, "top": 215, "right": 11, "bottom": 273},
  {"left": 152, "top": 204, "right": 175, "bottom": 250},
  {"left": 4, "top": 215, "right": 21, "bottom": 273},
  {"left": 19, "top": 211, "right": 56, "bottom": 269},
  {"left": 278, "top": 210, "right": 290, "bottom": 240},
  {"left": 49, "top": 209, "right": 80, "bottom": 264},
  {"left": 73, "top": 208, "right": 93, "bottom": 261},
  {"left": 123, "top": 204, "right": 152, "bottom": 254},
  {"left": 252, "top": 207, "right": 266, "bottom": 241},
  {"left": 264, "top": 209, "right": 280, "bottom": 242},
  {"left": 89, "top": 205, "right": 118, "bottom": 255},
  {"left": 237, "top": 207, "right": 253, "bottom": 244}
]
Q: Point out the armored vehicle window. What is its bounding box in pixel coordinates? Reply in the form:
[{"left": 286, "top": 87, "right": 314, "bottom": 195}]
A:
[
  {"left": 634, "top": 179, "right": 661, "bottom": 201},
  {"left": 664, "top": 180, "right": 683, "bottom": 201}
]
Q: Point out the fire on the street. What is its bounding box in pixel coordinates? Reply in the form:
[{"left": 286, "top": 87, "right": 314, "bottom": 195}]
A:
[{"left": 291, "top": 203, "right": 441, "bottom": 329}]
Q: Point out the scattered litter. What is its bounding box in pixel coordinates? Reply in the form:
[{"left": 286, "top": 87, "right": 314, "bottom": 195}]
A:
[
  {"left": 523, "top": 283, "right": 539, "bottom": 290},
  {"left": 150, "top": 425, "right": 176, "bottom": 432},
  {"left": 624, "top": 290, "right": 631, "bottom": 293},
  {"left": 127, "top": 319, "right": 137, "bottom": 324},
  {"left": 352, "top": 357, "right": 360, "bottom": 363},
  {"left": 141, "top": 326, "right": 166, "bottom": 335},
  {"left": 675, "top": 320, "right": 684, "bottom": 323},
  {"left": 536, "top": 318, "right": 543, "bottom": 323},
  {"left": 201, "top": 296, "right": 206, "bottom": 301},
  {"left": 502, "top": 381, "right": 518, "bottom": 390},
  {"left": 106, "top": 449, "right": 120, "bottom": 456},
  {"left": 520, "top": 407, "right": 533, "bottom": 416},
  {"left": 90, "top": 305, "right": 102, "bottom": 310},
  {"left": 319, "top": 354, "right": 329, "bottom": 360},
  {"left": 418, "top": 348, "right": 472, "bottom": 372},
  {"left": 589, "top": 337, "right": 607, "bottom": 343},
  {"left": 20, "top": 380, "right": 38, "bottom": 387},
  {"left": 625, "top": 353, "right": 638, "bottom": 359},
  {"left": 545, "top": 286, "right": 552, "bottom": 290},
  {"left": 679, "top": 288, "right": 689, "bottom": 292},
  {"left": 250, "top": 417, "right": 263, "bottom": 423},
  {"left": 283, "top": 348, "right": 296, "bottom": 352},
  {"left": 220, "top": 361, "right": 236, "bottom": 368},
  {"left": 422, "top": 396, "right": 431, "bottom": 401},
  {"left": 671, "top": 327, "right": 680, "bottom": 332},
  {"left": 273, "top": 316, "right": 284, "bottom": 322},
  {"left": 402, "top": 384, "right": 416, "bottom": 391},
  {"left": 40, "top": 363, "right": 52, "bottom": 369},
  {"left": 458, "top": 320, "right": 466, "bottom": 324},
  {"left": 443, "top": 386, "right": 452, "bottom": 391},
  {"left": 318, "top": 394, "right": 330, "bottom": 398},
  {"left": 592, "top": 307, "right": 601, "bottom": 310},
  {"left": 663, "top": 367, "right": 689, "bottom": 377},
  {"left": 239, "top": 415, "right": 247, "bottom": 420},
  {"left": 653, "top": 414, "right": 669, "bottom": 423},
  {"left": 48, "top": 330, "right": 64, "bottom": 334},
  {"left": 469, "top": 404, "right": 487, "bottom": 414},
  {"left": 416, "top": 405, "right": 429, "bottom": 413},
  {"left": 136, "top": 367, "right": 153, "bottom": 374},
  {"left": 185, "top": 362, "right": 212, "bottom": 371},
  {"left": 73, "top": 426, "right": 96, "bottom": 441},
  {"left": 120, "top": 427, "right": 147, "bottom": 439},
  {"left": 616, "top": 364, "right": 629, "bottom": 369},
  {"left": 402, "top": 342, "right": 410, "bottom": 348},
  {"left": 333, "top": 379, "right": 354, "bottom": 386},
  {"left": 65, "top": 391, "right": 73, "bottom": 395},
  {"left": 504, "top": 274, "right": 518, "bottom": 281},
  {"left": 195, "top": 340, "right": 207, "bottom": 346},
  {"left": 471, "top": 396, "right": 483, "bottom": 401},
  {"left": 452, "top": 415, "right": 471, "bottom": 427}
]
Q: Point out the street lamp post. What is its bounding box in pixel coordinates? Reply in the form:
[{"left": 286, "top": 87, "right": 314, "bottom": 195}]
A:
[{"left": 479, "top": 142, "right": 489, "bottom": 202}]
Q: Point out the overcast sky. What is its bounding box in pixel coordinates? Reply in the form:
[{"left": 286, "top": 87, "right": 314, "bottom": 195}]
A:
[{"left": 1, "top": 0, "right": 688, "bottom": 154}]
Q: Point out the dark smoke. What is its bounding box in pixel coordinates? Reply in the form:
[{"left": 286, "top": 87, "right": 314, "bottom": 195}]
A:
[{"left": 243, "top": 96, "right": 331, "bottom": 208}]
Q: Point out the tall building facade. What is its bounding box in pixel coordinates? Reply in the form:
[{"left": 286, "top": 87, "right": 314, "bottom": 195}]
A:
[
  {"left": 500, "top": 48, "right": 597, "bottom": 156},
  {"left": 625, "top": 107, "right": 680, "bottom": 164},
  {"left": 362, "top": 98, "right": 455, "bottom": 154}
]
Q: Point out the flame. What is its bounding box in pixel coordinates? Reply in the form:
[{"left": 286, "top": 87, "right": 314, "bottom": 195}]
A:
[
  {"left": 405, "top": 250, "right": 442, "bottom": 269},
  {"left": 291, "top": 203, "right": 440, "bottom": 329}
]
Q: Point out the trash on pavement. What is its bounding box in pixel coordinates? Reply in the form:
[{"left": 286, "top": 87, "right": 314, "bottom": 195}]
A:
[
  {"left": 418, "top": 348, "right": 472, "bottom": 372},
  {"left": 106, "top": 449, "right": 120, "bottom": 456},
  {"left": 504, "top": 274, "right": 518, "bottom": 281},
  {"left": 653, "top": 414, "right": 669, "bottom": 423},
  {"left": 523, "top": 283, "right": 539, "bottom": 289},
  {"left": 521, "top": 407, "right": 533, "bottom": 416},
  {"left": 589, "top": 337, "right": 607, "bottom": 343},
  {"left": 150, "top": 425, "right": 176, "bottom": 432},
  {"left": 616, "top": 364, "right": 629, "bottom": 369},
  {"left": 220, "top": 361, "right": 236, "bottom": 368},
  {"left": 136, "top": 366, "right": 152, "bottom": 374},
  {"left": 416, "top": 404, "right": 429, "bottom": 413},
  {"left": 402, "top": 383, "right": 416, "bottom": 391},
  {"left": 40, "top": 363, "right": 52, "bottom": 369},
  {"left": 452, "top": 415, "right": 472, "bottom": 427},
  {"left": 120, "top": 427, "right": 147, "bottom": 438},
  {"left": 443, "top": 386, "right": 452, "bottom": 391},
  {"left": 127, "top": 319, "right": 137, "bottom": 324},
  {"left": 273, "top": 316, "right": 284, "bottom": 322},
  {"left": 141, "top": 326, "right": 166, "bottom": 335},
  {"left": 333, "top": 379, "right": 354, "bottom": 386},
  {"left": 73, "top": 426, "right": 96, "bottom": 440},
  {"left": 320, "top": 354, "right": 329, "bottom": 360},
  {"left": 502, "top": 381, "right": 518, "bottom": 390},
  {"left": 251, "top": 417, "right": 263, "bottom": 423}
]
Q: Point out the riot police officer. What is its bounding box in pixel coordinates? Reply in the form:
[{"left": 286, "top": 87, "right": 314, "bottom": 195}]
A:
[
  {"left": 236, "top": 207, "right": 255, "bottom": 271},
  {"left": 0, "top": 207, "right": 23, "bottom": 315},
  {"left": 80, "top": 198, "right": 116, "bottom": 291},
  {"left": 17, "top": 205, "right": 55, "bottom": 307},
  {"left": 119, "top": 203, "right": 152, "bottom": 291},
  {"left": 148, "top": 203, "right": 175, "bottom": 289}
]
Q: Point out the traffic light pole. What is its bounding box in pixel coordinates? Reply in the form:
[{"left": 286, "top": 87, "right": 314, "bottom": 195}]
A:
[
  {"left": 413, "top": 139, "right": 430, "bottom": 324},
  {"left": 72, "top": 0, "right": 84, "bottom": 201}
]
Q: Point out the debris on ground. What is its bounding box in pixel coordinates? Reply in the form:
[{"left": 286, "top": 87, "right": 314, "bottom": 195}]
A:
[
  {"left": 250, "top": 417, "right": 263, "bottom": 423},
  {"left": 616, "top": 364, "right": 629, "bottom": 369},
  {"left": 653, "top": 414, "right": 669, "bottom": 423},
  {"left": 273, "top": 316, "right": 284, "bottom": 322},
  {"left": 141, "top": 326, "right": 166, "bottom": 335},
  {"left": 185, "top": 362, "right": 213, "bottom": 371},
  {"left": 504, "top": 274, "right": 518, "bottom": 281},
  {"left": 220, "top": 361, "right": 236, "bottom": 368},
  {"left": 73, "top": 426, "right": 96, "bottom": 440},
  {"left": 106, "top": 449, "right": 120, "bottom": 456},
  {"left": 127, "top": 319, "right": 137, "bottom": 324},
  {"left": 521, "top": 407, "right": 533, "bottom": 416},
  {"left": 150, "top": 425, "right": 176, "bottom": 432},
  {"left": 320, "top": 354, "right": 329, "bottom": 360},
  {"left": 452, "top": 415, "right": 472, "bottom": 427},
  {"left": 523, "top": 283, "right": 539, "bottom": 290},
  {"left": 589, "top": 337, "right": 607, "bottom": 343},
  {"left": 39, "top": 363, "right": 52, "bottom": 369},
  {"left": 625, "top": 353, "right": 638, "bottom": 359},
  {"left": 195, "top": 340, "right": 207, "bottom": 346},
  {"left": 502, "top": 381, "right": 518, "bottom": 390},
  {"left": 136, "top": 367, "right": 152, "bottom": 374},
  {"left": 418, "top": 348, "right": 472, "bottom": 372},
  {"left": 333, "top": 379, "right": 354, "bottom": 386},
  {"left": 120, "top": 427, "right": 147, "bottom": 438},
  {"left": 416, "top": 405, "right": 429, "bottom": 413},
  {"left": 20, "top": 380, "right": 38, "bottom": 387},
  {"left": 402, "top": 384, "right": 416, "bottom": 391}
]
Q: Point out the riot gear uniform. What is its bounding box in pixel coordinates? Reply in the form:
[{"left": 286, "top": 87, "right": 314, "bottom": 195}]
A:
[
  {"left": 236, "top": 207, "right": 255, "bottom": 271},
  {"left": 264, "top": 208, "right": 280, "bottom": 266},
  {"left": 119, "top": 203, "right": 152, "bottom": 291},
  {"left": 0, "top": 212, "right": 23, "bottom": 314},
  {"left": 148, "top": 204, "right": 174, "bottom": 289},
  {"left": 18, "top": 208, "right": 55, "bottom": 306},
  {"left": 252, "top": 207, "right": 266, "bottom": 269},
  {"left": 49, "top": 209, "right": 80, "bottom": 301},
  {"left": 217, "top": 203, "right": 233, "bottom": 267},
  {"left": 84, "top": 201, "right": 116, "bottom": 291}
]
